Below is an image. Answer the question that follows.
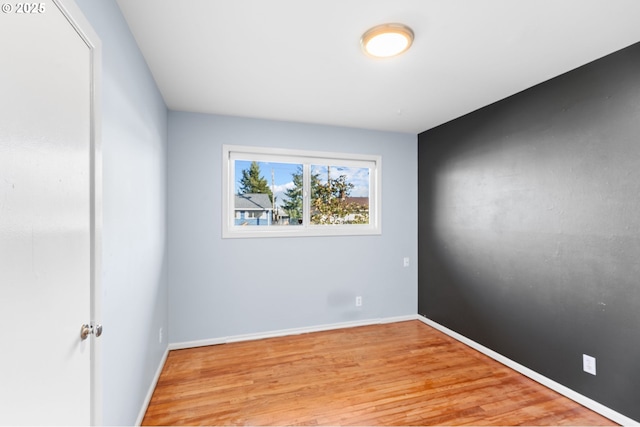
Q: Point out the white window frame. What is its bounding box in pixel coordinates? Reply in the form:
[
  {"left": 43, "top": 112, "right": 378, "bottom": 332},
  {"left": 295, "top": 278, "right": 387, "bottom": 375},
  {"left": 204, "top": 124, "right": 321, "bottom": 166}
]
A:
[{"left": 222, "top": 144, "right": 382, "bottom": 238}]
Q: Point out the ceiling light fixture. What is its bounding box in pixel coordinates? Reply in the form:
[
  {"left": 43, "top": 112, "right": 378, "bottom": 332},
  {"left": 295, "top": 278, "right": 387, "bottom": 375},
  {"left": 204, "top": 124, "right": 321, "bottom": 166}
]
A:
[{"left": 361, "top": 23, "right": 414, "bottom": 58}]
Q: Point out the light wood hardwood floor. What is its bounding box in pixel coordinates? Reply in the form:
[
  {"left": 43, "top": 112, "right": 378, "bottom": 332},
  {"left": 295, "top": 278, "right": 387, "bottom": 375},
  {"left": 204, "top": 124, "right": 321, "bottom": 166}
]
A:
[{"left": 142, "top": 320, "right": 616, "bottom": 426}]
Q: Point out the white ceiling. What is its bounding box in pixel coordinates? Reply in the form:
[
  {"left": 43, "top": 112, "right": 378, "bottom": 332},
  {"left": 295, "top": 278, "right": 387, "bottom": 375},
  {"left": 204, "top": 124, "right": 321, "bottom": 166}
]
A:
[{"left": 116, "top": 0, "right": 640, "bottom": 134}]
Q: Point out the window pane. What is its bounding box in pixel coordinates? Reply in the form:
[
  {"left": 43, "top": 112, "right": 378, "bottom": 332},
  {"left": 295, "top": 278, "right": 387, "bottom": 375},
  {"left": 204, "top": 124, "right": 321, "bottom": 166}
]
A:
[
  {"left": 224, "top": 144, "right": 380, "bottom": 238},
  {"left": 310, "top": 165, "right": 370, "bottom": 225},
  {"left": 234, "top": 160, "right": 303, "bottom": 226}
]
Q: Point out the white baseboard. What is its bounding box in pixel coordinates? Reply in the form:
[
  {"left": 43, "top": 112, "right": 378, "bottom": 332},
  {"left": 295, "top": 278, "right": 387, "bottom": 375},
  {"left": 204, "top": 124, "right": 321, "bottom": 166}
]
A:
[
  {"left": 417, "top": 315, "right": 639, "bottom": 426},
  {"left": 135, "top": 347, "right": 169, "bottom": 427},
  {"left": 168, "top": 314, "right": 417, "bottom": 350}
]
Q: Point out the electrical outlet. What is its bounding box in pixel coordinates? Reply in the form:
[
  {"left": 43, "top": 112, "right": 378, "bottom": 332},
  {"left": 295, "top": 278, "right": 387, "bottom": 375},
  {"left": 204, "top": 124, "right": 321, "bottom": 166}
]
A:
[
  {"left": 355, "top": 296, "right": 362, "bottom": 307},
  {"left": 583, "top": 354, "right": 596, "bottom": 375},
  {"left": 159, "top": 327, "right": 163, "bottom": 344},
  {"left": 403, "top": 257, "right": 410, "bottom": 267}
]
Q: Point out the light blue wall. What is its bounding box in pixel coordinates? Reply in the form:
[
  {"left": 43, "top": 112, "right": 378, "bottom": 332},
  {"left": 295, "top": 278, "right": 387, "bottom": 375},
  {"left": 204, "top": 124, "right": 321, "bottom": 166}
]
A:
[
  {"left": 70, "top": 2, "right": 416, "bottom": 421},
  {"left": 75, "top": 1, "right": 168, "bottom": 425},
  {"left": 168, "top": 112, "right": 417, "bottom": 344}
]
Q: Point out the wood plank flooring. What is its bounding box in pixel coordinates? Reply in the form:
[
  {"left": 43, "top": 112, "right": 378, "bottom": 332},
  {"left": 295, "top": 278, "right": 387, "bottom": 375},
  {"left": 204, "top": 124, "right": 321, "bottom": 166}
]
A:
[{"left": 142, "top": 320, "right": 616, "bottom": 426}]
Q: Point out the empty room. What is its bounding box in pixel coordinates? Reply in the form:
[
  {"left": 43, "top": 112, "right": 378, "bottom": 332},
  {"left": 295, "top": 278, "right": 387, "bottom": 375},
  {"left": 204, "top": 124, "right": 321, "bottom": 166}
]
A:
[{"left": 1, "top": 0, "right": 639, "bottom": 425}]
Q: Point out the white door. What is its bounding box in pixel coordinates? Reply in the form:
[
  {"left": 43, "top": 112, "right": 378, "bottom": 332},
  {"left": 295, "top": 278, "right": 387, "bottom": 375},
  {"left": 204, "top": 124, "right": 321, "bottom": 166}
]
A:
[{"left": 0, "top": 0, "right": 100, "bottom": 424}]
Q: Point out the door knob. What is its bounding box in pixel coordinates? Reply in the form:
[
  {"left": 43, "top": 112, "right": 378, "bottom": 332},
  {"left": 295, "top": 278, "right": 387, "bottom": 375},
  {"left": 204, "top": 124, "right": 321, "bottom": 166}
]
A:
[
  {"left": 80, "top": 323, "right": 103, "bottom": 340},
  {"left": 80, "top": 324, "right": 91, "bottom": 340}
]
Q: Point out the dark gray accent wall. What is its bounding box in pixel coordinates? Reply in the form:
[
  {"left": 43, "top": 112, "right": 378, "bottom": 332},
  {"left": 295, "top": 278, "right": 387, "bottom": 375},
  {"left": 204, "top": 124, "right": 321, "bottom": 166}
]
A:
[{"left": 418, "top": 42, "right": 640, "bottom": 421}]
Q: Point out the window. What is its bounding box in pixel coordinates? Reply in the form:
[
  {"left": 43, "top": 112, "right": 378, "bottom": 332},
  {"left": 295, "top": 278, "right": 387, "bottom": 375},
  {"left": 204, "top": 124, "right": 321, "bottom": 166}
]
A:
[{"left": 222, "top": 145, "right": 381, "bottom": 238}]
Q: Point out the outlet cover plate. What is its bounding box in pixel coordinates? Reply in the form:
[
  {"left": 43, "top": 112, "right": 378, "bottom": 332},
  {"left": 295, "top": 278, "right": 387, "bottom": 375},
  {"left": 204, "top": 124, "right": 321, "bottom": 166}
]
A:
[{"left": 583, "top": 354, "right": 596, "bottom": 375}]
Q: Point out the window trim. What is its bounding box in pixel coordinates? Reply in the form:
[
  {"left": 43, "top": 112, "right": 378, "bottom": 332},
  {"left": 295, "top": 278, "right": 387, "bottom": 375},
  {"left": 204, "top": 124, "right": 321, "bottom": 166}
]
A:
[{"left": 222, "top": 144, "right": 382, "bottom": 238}]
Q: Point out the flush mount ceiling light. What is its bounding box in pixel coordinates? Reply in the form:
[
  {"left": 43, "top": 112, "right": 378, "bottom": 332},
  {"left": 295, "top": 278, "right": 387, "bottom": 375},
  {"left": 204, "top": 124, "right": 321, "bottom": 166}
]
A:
[{"left": 361, "top": 23, "right": 414, "bottom": 58}]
